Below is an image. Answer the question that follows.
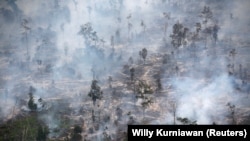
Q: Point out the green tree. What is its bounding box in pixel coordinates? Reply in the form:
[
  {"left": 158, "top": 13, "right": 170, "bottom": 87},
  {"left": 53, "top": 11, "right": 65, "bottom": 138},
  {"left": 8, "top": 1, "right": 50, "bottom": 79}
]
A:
[
  {"left": 36, "top": 124, "right": 49, "bottom": 141},
  {"left": 70, "top": 125, "right": 82, "bottom": 141},
  {"left": 0, "top": 114, "right": 48, "bottom": 141},
  {"left": 73, "top": 125, "right": 82, "bottom": 134},
  {"left": 88, "top": 80, "right": 103, "bottom": 106},
  {"left": 28, "top": 91, "right": 37, "bottom": 111}
]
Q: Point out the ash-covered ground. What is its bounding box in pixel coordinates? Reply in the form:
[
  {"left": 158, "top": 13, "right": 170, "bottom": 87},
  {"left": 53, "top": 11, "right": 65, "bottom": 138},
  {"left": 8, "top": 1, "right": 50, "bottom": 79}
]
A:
[{"left": 0, "top": 0, "right": 250, "bottom": 140}]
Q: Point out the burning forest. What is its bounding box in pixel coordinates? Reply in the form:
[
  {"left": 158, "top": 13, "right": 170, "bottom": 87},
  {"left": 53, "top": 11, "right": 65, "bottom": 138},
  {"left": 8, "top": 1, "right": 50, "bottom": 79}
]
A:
[{"left": 0, "top": 0, "right": 250, "bottom": 140}]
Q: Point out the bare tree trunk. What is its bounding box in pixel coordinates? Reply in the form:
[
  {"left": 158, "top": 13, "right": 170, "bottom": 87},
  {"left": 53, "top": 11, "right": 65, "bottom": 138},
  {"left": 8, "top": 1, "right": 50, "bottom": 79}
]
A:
[
  {"left": 21, "top": 126, "right": 25, "bottom": 141},
  {"left": 25, "top": 32, "right": 29, "bottom": 62},
  {"left": 205, "top": 36, "right": 207, "bottom": 49},
  {"left": 11, "top": 97, "right": 18, "bottom": 119},
  {"left": 164, "top": 23, "right": 167, "bottom": 38},
  {"left": 24, "top": 126, "right": 27, "bottom": 141},
  {"left": 170, "top": 101, "right": 177, "bottom": 125},
  {"left": 173, "top": 111, "right": 176, "bottom": 125},
  {"left": 133, "top": 83, "right": 136, "bottom": 109},
  {"left": 204, "top": 22, "right": 207, "bottom": 49},
  {"left": 24, "top": 31, "right": 31, "bottom": 72},
  {"left": 142, "top": 95, "right": 146, "bottom": 123},
  {"left": 143, "top": 107, "right": 145, "bottom": 123}
]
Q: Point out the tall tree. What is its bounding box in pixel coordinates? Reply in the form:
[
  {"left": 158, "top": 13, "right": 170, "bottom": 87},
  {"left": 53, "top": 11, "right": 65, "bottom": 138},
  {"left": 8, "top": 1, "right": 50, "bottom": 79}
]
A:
[
  {"left": 190, "top": 23, "right": 201, "bottom": 60},
  {"left": 229, "top": 49, "right": 237, "bottom": 74},
  {"left": 108, "top": 76, "right": 113, "bottom": 88},
  {"left": 212, "top": 24, "right": 219, "bottom": 44},
  {"left": 156, "top": 78, "right": 162, "bottom": 91},
  {"left": 200, "top": 6, "right": 213, "bottom": 26},
  {"left": 28, "top": 91, "right": 37, "bottom": 111},
  {"left": 70, "top": 125, "right": 82, "bottom": 141},
  {"left": 88, "top": 80, "right": 103, "bottom": 106},
  {"left": 168, "top": 100, "right": 177, "bottom": 124},
  {"left": 141, "top": 20, "right": 146, "bottom": 40},
  {"left": 162, "top": 54, "right": 170, "bottom": 64},
  {"left": 127, "top": 13, "right": 132, "bottom": 41},
  {"left": 128, "top": 56, "right": 134, "bottom": 65},
  {"left": 79, "top": 23, "right": 106, "bottom": 60},
  {"left": 141, "top": 96, "right": 153, "bottom": 122},
  {"left": 128, "top": 22, "right": 133, "bottom": 41},
  {"left": 239, "top": 64, "right": 243, "bottom": 79},
  {"left": 196, "top": 22, "right": 201, "bottom": 34},
  {"left": 139, "top": 51, "right": 142, "bottom": 62},
  {"left": 116, "top": 107, "right": 123, "bottom": 121},
  {"left": 136, "top": 80, "right": 153, "bottom": 121},
  {"left": 130, "top": 67, "right": 135, "bottom": 81},
  {"left": 141, "top": 48, "right": 147, "bottom": 64},
  {"left": 79, "top": 22, "right": 100, "bottom": 47},
  {"left": 87, "top": 6, "right": 92, "bottom": 19},
  {"left": 115, "top": 28, "right": 121, "bottom": 43},
  {"left": 36, "top": 124, "right": 49, "bottom": 141},
  {"left": 91, "top": 67, "right": 96, "bottom": 80},
  {"left": 110, "top": 35, "right": 114, "bottom": 49},
  {"left": 21, "top": 19, "right": 31, "bottom": 61},
  {"left": 163, "top": 12, "right": 170, "bottom": 38},
  {"left": 200, "top": 6, "right": 213, "bottom": 48},
  {"left": 170, "top": 22, "right": 188, "bottom": 48},
  {"left": 227, "top": 102, "right": 236, "bottom": 124}
]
